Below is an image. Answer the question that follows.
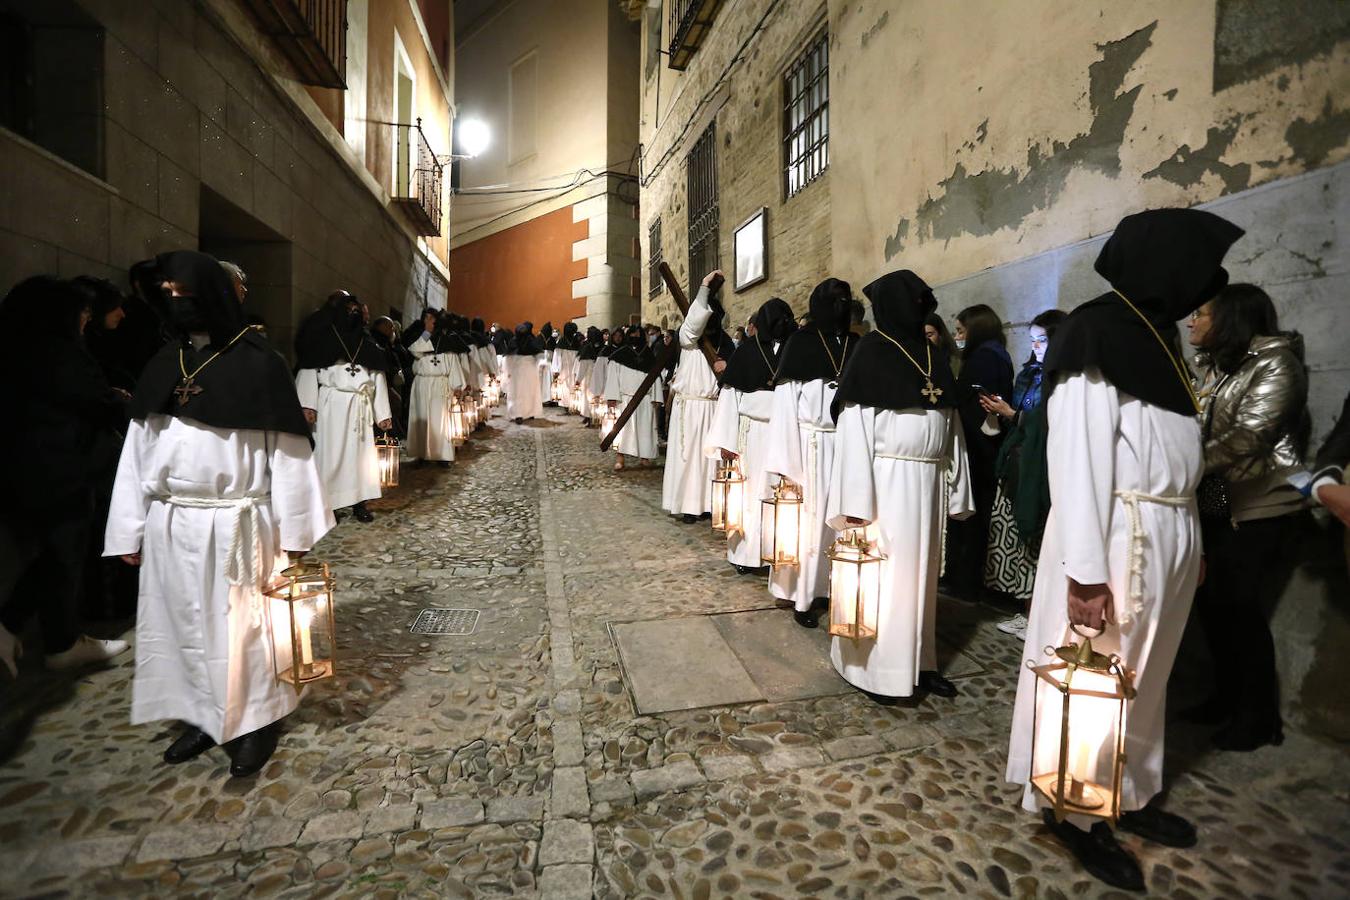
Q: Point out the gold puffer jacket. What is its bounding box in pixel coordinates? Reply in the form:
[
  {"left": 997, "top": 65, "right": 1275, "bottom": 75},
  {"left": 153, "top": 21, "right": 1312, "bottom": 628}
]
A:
[{"left": 1194, "top": 334, "right": 1308, "bottom": 516}]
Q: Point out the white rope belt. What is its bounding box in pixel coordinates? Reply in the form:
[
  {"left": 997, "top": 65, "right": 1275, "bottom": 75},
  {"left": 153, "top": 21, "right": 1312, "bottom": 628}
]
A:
[
  {"left": 152, "top": 493, "right": 269, "bottom": 588},
  {"left": 330, "top": 381, "right": 376, "bottom": 435},
  {"left": 800, "top": 422, "right": 836, "bottom": 434},
  {"left": 737, "top": 412, "right": 770, "bottom": 424},
  {"left": 875, "top": 453, "right": 951, "bottom": 575},
  {"left": 1114, "top": 489, "right": 1192, "bottom": 625}
]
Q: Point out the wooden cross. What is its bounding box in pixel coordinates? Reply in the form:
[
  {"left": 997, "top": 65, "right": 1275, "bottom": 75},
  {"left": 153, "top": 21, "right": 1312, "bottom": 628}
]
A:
[
  {"left": 921, "top": 379, "right": 943, "bottom": 404},
  {"left": 174, "top": 378, "right": 203, "bottom": 406}
]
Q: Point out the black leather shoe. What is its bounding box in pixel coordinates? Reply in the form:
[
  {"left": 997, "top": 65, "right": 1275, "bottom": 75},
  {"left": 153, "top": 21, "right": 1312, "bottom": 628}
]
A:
[
  {"left": 682, "top": 514, "right": 698, "bottom": 524},
  {"left": 437, "top": 460, "right": 452, "bottom": 468},
  {"left": 1118, "top": 804, "right": 1197, "bottom": 848},
  {"left": 793, "top": 608, "right": 818, "bottom": 629},
  {"left": 351, "top": 502, "right": 374, "bottom": 523},
  {"left": 514, "top": 417, "right": 523, "bottom": 425},
  {"left": 226, "top": 724, "right": 279, "bottom": 778},
  {"left": 918, "top": 670, "right": 958, "bottom": 698},
  {"left": 1178, "top": 694, "right": 1231, "bottom": 725},
  {"left": 164, "top": 726, "right": 216, "bottom": 764},
  {"left": 1042, "top": 809, "right": 1144, "bottom": 891},
  {"left": 1212, "top": 718, "right": 1284, "bottom": 752},
  {"left": 862, "top": 690, "right": 898, "bottom": 706}
]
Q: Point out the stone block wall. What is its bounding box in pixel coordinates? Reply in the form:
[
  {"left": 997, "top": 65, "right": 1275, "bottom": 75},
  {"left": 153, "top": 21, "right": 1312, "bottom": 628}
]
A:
[
  {"left": 639, "top": 1, "right": 834, "bottom": 329},
  {"left": 0, "top": 0, "right": 450, "bottom": 358}
]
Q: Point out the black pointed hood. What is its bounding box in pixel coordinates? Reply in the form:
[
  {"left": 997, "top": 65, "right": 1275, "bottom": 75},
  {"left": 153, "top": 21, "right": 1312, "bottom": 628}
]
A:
[
  {"left": 830, "top": 269, "right": 958, "bottom": 418},
  {"left": 1045, "top": 207, "right": 1245, "bottom": 415},
  {"left": 719, "top": 297, "right": 795, "bottom": 393},
  {"left": 774, "top": 278, "right": 856, "bottom": 384}
]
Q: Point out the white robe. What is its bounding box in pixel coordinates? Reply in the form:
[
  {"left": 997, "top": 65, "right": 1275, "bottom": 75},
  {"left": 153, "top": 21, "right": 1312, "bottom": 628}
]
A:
[
  {"left": 104, "top": 416, "right": 334, "bottom": 744},
  {"left": 295, "top": 364, "right": 391, "bottom": 510},
  {"left": 539, "top": 350, "right": 554, "bottom": 404},
  {"left": 763, "top": 379, "right": 839, "bottom": 610},
  {"left": 663, "top": 286, "right": 720, "bottom": 516},
  {"left": 825, "top": 403, "right": 974, "bottom": 696},
  {"left": 407, "top": 338, "right": 468, "bottom": 461},
  {"left": 587, "top": 356, "right": 611, "bottom": 407},
  {"left": 706, "top": 387, "right": 776, "bottom": 568},
  {"left": 604, "top": 360, "right": 661, "bottom": 459},
  {"left": 1006, "top": 369, "right": 1202, "bottom": 822},
  {"left": 576, "top": 358, "right": 597, "bottom": 419},
  {"left": 504, "top": 353, "right": 544, "bottom": 420}
]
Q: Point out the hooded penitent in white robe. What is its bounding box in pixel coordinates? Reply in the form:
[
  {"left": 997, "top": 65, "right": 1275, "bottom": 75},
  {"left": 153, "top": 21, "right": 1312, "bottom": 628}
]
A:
[
  {"left": 504, "top": 352, "right": 544, "bottom": 420},
  {"left": 604, "top": 359, "right": 661, "bottom": 460},
  {"left": 825, "top": 403, "right": 974, "bottom": 696},
  {"left": 407, "top": 338, "right": 468, "bottom": 462},
  {"left": 763, "top": 378, "right": 840, "bottom": 610},
  {"left": 103, "top": 416, "right": 334, "bottom": 744},
  {"left": 706, "top": 386, "right": 776, "bottom": 568},
  {"left": 662, "top": 287, "right": 720, "bottom": 517},
  {"left": 1006, "top": 369, "right": 1202, "bottom": 824},
  {"left": 587, "top": 356, "right": 611, "bottom": 412},
  {"left": 295, "top": 364, "right": 391, "bottom": 510}
]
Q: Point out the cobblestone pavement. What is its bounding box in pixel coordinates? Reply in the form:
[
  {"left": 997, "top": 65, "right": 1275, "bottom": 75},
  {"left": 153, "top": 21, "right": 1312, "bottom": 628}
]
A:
[{"left": 1, "top": 405, "right": 1347, "bottom": 898}]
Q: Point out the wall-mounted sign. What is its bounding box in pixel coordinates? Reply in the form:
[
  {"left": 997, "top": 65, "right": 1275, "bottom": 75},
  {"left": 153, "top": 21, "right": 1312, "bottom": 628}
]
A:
[{"left": 733, "top": 207, "right": 768, "bottom": 292}]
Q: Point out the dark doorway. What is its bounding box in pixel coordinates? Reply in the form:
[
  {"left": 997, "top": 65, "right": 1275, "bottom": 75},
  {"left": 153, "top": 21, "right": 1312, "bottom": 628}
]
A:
[{"left": 198, "top": 187, "right": 295, "bottom": 360}]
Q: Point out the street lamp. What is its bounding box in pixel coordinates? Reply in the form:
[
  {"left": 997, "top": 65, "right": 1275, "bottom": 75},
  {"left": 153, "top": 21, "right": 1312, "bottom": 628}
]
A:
[{"left": 454, "top": 116, "right": 490, "bottom": 159}]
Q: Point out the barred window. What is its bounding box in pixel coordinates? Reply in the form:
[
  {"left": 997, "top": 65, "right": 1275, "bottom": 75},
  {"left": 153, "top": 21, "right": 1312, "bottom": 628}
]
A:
[
  {"left": 648, "top": 218, "right": 664, "bottom": 297},
  {"left": 783, "top": 30, "right": 829, "bottom": 199},
  {"left": 687, "top": 122, "right": 720, "bottom": 294}
]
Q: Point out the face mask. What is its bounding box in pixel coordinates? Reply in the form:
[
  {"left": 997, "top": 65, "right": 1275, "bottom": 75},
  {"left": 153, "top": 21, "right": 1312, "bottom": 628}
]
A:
[
  {"left": 955, "top": 338, "right": 967, "bottom": 350},
  {"left": 168, "top": 297, "right": 207, "bottom": 333}
]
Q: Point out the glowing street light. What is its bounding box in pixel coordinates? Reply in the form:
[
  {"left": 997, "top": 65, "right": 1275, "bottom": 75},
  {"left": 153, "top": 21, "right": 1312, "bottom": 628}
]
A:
[{"left": 455, "top": 117, "right": 491, "bottom": 158}]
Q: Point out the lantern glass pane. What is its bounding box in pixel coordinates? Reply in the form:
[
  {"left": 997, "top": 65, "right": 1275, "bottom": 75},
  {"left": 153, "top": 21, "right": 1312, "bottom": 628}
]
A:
[
  {"left": 1031, "top": 663, "right": 1126, "bottom": 816},
  {"left": 725, "top": 476, "right": 744, "bottom": 534},
  {"left": 267, "top": 571, "right": 336, "bottom": 685}
]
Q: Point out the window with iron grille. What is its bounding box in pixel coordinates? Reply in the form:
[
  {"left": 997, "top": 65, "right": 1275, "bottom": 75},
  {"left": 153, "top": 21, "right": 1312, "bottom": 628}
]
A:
[
  {"left": 783, "top": 30, "right": 829, "bottom": 199},
  {"left": 686, "top": 122, "right": 720, "bottom": 293},
  {"left": 648, "top": 218, "right": 664, "bottom": 297}
]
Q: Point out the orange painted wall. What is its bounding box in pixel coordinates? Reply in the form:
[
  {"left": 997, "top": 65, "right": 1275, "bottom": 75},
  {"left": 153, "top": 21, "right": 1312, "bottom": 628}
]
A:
[{"left": 449, "top": 206, "right": 588, "bottom": 327}]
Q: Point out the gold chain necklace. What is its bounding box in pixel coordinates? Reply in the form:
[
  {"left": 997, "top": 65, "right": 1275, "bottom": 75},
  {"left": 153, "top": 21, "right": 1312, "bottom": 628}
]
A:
[
  {"left": 332, "top": 325, "right": 366, "bottom": 375},
  {"left": 817, "top": 332, "right": 850, "bottom": 382},
  {"left": 175, "top": 326, "right": 252, "bottom": 405},
  {"left": 874, "top": 328, "right": 944, "bottom": 404},
  {"left": 754, "top": 338, "right": 774, "bottom": 382},
  {"left": 1112, "top": 290, "right": 1201, "bottom": 414}
]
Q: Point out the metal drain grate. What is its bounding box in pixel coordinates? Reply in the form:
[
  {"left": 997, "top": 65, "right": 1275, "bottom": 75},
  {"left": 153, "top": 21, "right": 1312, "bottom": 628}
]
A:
[{"left": 410, "top": 608, "right": 480, "bottom": 635}]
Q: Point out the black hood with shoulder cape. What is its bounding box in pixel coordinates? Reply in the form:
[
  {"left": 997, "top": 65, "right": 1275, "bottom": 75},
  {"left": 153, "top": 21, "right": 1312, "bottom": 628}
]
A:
[
  {"left": 1045, "top": 207, "right": 1244, "bottom": 416},
  {"left": 294, "top": 292, "right": 388, "bottom": 371},
  {"left": 830, "top": 270, "right": 958, "bottom": 419},
  {"left": 774, "top": 277, "right": 857, "bottom": 384},
  {"left": 469, "top": 317, "right": 491, "bottom": 348},
  {"left": 608, "top": 325, "right": 656, "bottom": 373},
  {"left": 719, "top": 297, "right": 795, "bottom": 392},
  {"left": 578, "top": 326, "right": 604, "bottom": 361},
  {"left": 428, "top": 316, "right": 472, "bottom": 354},
  {"left": 127, "top": 251, "right": 311, "bottom": 441},
  {"left": 509, "top": 323, "right": 542, "bottom": 355}
]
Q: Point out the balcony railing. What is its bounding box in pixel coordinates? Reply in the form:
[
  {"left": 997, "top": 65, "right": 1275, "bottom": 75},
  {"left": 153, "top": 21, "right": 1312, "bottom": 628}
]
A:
[
  {"left": 667, "top": 0, "right": 724, "bottom": 70},
  {"left": 391, "top": 119, "right": 444, "bottom": 237},
  {"left": 242, "top": 0, "right": 347, "bottom": 88}
]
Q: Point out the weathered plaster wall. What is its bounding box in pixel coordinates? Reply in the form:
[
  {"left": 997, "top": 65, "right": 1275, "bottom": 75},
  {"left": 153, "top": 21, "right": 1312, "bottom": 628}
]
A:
[
  {"left": 639, "top": 0, "right": 834, "bottom": 329},
  {"left": 828, "top": 0, "right": 1349, "bottom": 286}
]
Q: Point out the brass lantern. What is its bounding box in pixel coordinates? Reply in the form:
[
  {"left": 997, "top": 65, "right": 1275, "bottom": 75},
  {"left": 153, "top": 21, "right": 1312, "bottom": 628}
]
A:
[
  {"left": 1028, "top": 629, "right": 1136, "bottom": 824},
  {"left": 448, "top": 394, "right": 469, "bottom": 446},
  {"left": 551, "top": 374, "right": 563, "bottom": 403},
  {"left": 760, "top": 477, "right": 803, "bottom": 566},
  {"left": 486, "top": 377, "right": 500, "bottom": 406},
  {"left": 711, "top": 460, "right": 746, "bottom": 534},
  {"left": 376, "top": 432, "right": 400, "bottom": 488},
  {"left": 827, "top": 528, "right": 884, "bottom": 640},
  {"left": 265, "top": 561, "right": 338, "bottom": 687},
  {"left": 599, "top": 406, "right": 618, "bottom": 441}
]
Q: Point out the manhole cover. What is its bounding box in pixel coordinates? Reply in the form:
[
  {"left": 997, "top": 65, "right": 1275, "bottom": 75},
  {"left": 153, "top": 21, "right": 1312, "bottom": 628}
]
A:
[{"left": 410, "top": 608, "right": 480, "bottom": 635}]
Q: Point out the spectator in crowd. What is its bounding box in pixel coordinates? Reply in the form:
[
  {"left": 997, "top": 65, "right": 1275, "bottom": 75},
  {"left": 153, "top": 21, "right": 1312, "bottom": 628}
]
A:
[
  {"left": 945, "top": 304, "right": 1014, "bottom": 601},
  {"left": 0, "top": 277, "right": 130, "bottom": 677},
  {"left": 1311, "top": 390, "right": 1350, "bottom": 531},
  {"left": 979, "top": 309, "right": 1067, "bottom": 639},
  {"left": 1184, "top": 283, "right": 1309, "bottom": 751},
  {"left": 924, "top": 312, "right": 962, "bottom": 377},
  {"left": 732, "top": 326, "right": 747, "bottom": 348}
]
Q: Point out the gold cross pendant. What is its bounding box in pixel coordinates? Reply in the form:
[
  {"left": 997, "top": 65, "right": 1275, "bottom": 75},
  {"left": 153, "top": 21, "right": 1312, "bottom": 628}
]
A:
[
  {"left": 921, "top": 379, "right": 943, "bottom": 404},
  {"left": 174, "top": 378, "right": 203, "bottom": 405}
]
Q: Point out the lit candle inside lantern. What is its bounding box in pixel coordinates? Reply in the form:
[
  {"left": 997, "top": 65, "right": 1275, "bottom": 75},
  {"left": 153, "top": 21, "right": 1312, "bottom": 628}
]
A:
[
  {"left": 296, "top": 604, "right": 315, "bottom": 667},
  {"left": 1064, "top": 668, "right": 1115, "bottom": 806}
]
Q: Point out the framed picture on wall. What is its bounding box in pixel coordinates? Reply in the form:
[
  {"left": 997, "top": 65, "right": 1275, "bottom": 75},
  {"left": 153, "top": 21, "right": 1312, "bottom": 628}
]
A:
[{"left": 733, "top": 207, "right": 768, "bottom": 292}]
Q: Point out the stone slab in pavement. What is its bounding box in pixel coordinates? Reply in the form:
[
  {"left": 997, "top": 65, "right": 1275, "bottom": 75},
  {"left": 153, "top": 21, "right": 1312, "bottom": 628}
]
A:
[
  {"left": 613, "top": 616, "right": 763, "bottom": 714},
  {"left": 713, "top": 607, "right": 852, "bottom": 702}
]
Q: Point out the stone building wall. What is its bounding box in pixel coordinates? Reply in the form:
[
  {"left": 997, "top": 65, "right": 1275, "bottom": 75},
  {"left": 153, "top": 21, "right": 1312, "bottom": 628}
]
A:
[
  {"left": 0, "top": 0, "right": 454, "bottom": 358},
  {"left": 639, "top": 0, "right": 833, "bottom": 328}
]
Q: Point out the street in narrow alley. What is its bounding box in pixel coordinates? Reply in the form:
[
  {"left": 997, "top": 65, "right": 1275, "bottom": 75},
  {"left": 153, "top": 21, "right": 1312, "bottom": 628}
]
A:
[{"left": 0, "top": 406, "right": 1345, "bottom": 899}]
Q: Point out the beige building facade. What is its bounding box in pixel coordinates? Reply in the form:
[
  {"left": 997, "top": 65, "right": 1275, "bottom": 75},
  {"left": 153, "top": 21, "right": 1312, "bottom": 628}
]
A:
[
  {"left": 0, "top": 0, "right": 456, "bottom": 358},
  {"left": 638, "top": 0, "right": 1350, "bottom": 738},
  {"left": 450, "top": 0, "right": 641, "bottom": 328}
]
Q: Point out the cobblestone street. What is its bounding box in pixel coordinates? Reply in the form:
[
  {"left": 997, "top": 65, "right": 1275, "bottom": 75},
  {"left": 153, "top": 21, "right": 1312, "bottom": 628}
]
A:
[{"left": 1, "top": 406, "right": 1346, "bottom": 899}]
